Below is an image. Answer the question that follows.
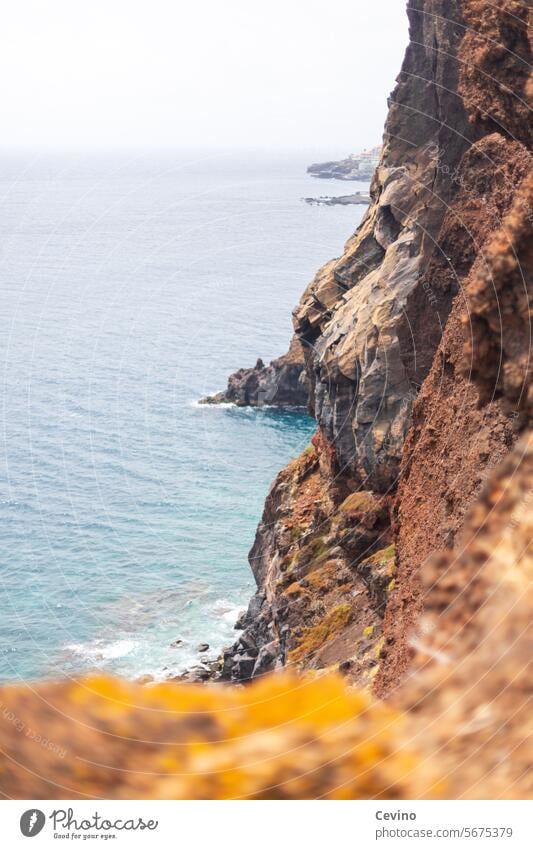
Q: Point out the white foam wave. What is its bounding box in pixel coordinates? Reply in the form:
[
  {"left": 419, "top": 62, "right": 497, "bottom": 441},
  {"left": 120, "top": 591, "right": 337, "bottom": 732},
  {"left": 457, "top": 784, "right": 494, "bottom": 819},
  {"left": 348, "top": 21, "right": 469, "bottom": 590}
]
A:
[
  {"left": 212, "top": 597, "right": 244, "bottom": 624},
  {"left": 65, "top": 638, "right": 136, "bottom": 662}
]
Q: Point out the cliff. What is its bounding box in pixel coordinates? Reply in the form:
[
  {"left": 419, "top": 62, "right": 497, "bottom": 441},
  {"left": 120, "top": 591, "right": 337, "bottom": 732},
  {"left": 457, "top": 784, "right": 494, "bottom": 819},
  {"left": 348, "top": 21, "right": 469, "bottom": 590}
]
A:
[
  {"left": 216, "top": 0, "right": 532, "bottom": 687},
  {"left": 307, "top": 146, "right": 381, "bottom": 180},
  {"left": 1, "top": 0, "right": 531, "bottom": 800}
]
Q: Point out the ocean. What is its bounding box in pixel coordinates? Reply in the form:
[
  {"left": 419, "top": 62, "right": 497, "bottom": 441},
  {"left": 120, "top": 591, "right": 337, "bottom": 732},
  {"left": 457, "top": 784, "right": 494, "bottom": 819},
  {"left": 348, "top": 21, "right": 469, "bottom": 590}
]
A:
[{"left": 0, "top": 150, "right": 367, "bottom": 682}]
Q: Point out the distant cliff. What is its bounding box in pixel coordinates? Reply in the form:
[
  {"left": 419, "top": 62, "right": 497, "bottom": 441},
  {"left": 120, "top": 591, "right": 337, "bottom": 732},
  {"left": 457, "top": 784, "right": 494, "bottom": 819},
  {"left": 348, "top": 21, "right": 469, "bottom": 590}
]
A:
[{"left": 307, "top": 146, "right": 381, "bottom": 180}]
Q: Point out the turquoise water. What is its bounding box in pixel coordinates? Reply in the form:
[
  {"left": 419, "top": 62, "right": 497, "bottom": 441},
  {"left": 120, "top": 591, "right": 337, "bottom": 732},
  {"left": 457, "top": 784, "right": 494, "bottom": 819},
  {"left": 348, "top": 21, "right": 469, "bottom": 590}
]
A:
[{"left": 0, "top": 151, "right": 366, "bottom": 681}]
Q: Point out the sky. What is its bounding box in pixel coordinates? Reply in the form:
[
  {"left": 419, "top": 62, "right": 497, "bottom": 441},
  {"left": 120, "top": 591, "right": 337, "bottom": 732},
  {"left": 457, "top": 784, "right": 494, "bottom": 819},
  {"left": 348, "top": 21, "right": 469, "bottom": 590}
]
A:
[{"left": 3, "top": 1, "right": 409, "bottom": 154}]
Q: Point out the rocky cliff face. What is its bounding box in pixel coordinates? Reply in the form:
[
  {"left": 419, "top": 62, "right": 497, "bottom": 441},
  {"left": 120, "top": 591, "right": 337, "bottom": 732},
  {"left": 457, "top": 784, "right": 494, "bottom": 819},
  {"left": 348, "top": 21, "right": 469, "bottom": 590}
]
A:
[
  {"left": 220, "top": 430, "right": 394, "bottom": 685},
  {"left": 376, "top": 0, "right": 533, "bottom": 695},
  {"left": 295, "top": 0, "right": 475, "bottom": 492},
  {"left": 217, "top": 0, "right": 533, "bottom": 693}
]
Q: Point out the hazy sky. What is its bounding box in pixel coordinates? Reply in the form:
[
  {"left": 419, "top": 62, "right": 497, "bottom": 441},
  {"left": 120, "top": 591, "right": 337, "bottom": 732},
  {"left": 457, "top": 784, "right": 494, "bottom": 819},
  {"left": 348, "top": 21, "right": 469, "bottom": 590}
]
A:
[{"left": 3, "top": 1, "right": 409, "bottom": 154}]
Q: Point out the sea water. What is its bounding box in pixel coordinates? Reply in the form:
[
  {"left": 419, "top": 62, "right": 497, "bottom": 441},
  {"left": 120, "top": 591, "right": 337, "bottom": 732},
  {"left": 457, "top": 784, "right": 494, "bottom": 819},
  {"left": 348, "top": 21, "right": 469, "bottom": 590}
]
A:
[{"left": 0, "top": 150, "right": 367, "bottom": 681}]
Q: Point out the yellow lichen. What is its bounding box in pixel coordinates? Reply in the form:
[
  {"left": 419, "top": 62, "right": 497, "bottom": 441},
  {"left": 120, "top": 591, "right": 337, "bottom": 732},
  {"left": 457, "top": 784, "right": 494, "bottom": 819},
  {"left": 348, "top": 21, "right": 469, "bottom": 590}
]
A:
[
  {"left": 285, "top": 581, "right": 307, "bottom": 598},
  {"left": 0, "top": 672, "right": 436, "bottom": 800},
  {"left": 365, "top": 544, "right": 396, "bottom": 572},
  {"left": 289, "top": 603, "right": 354, "bottom": 664},
  {"left": 304, "top": 560, "right": 339, "bottom": 592},
  {"left": 338, "top": 491, "right": 381, "bottom": 514}
]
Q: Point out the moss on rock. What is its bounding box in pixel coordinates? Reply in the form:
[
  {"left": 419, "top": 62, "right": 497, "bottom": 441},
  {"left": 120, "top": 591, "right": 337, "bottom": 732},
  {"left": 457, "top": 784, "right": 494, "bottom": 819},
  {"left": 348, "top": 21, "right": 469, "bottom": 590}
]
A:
[{"left": 289, "top": 603, "right": 354, "bottom": 664}]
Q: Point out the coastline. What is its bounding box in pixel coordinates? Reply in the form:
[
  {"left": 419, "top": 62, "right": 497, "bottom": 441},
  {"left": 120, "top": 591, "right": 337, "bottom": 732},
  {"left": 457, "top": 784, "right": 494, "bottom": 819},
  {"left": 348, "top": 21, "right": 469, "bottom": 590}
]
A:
[
  {"left": 302, "top": 192, "right": 371, "bottom": 206},
  {"left": 186, "top": 0, "right": 533, "bottom": 698},
  {"left": 1, "top": 0, "right": 532, "bottom": 802}
]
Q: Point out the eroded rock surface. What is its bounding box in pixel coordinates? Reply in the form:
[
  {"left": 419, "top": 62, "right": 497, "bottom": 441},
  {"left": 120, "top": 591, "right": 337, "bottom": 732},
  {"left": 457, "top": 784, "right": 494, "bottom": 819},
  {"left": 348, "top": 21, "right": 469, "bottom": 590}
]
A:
[
  {"left": 221, "top": 430, "right": 394, "bottom": 686},
  {"left": 216, "top": 0, "right": 532, "bottom": 690},
  {"left": 201, "top": 336, "right": 309, "bottom": 408},
  {"left": 294, "top": 0, "right": 476, "bottom": 491}
]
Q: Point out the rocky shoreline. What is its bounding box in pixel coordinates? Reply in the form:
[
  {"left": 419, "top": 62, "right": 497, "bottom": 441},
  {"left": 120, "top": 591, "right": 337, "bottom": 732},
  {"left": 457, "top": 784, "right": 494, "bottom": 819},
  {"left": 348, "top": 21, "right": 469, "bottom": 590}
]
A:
[
  {"left": 307, "top": 146, "right": 380, "bottom": 180},
  {"left": 302, "top": 192, "right": 371, "bottom": 206},
  {"left": 200, "top": 335, "right": 309, "bottom": 408}
]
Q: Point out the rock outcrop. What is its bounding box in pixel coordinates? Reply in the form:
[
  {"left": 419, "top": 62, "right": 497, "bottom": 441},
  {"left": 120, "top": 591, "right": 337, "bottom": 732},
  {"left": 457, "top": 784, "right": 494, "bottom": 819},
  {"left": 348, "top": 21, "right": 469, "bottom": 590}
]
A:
[
  {"left": 201, "top": 335, "right": 309, "bottom": 407},
  {"left": 303, "top": 191, "right": 371, "bottom": 206},
  {"left": 220, "top": 430, "right": 394, "bottom": 685}
]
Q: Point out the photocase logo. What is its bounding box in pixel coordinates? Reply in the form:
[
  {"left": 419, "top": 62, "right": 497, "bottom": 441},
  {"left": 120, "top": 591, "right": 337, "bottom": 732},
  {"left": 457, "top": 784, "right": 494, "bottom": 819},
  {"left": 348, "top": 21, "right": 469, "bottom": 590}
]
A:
[{"left": 20, "top": 809, "right": 46, "bottom": 837}]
